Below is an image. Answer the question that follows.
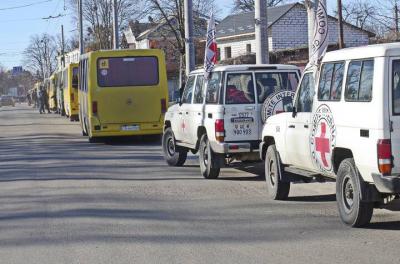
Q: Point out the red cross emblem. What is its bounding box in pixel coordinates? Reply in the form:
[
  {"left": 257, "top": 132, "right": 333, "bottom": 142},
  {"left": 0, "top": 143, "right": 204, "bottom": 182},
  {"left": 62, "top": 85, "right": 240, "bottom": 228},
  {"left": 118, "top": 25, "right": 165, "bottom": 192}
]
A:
[{"left": 315, "top": 122, "right": 330, "bottom": 168}]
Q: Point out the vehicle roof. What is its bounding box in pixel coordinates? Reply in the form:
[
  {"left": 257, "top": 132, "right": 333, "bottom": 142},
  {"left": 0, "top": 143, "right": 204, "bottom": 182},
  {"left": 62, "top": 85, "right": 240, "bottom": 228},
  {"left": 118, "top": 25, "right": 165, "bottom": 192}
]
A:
[
  {"left": 80, "top": 49, "right": 164, "bottom": 60},
  {"left": 323, "top": 43, "right": 400, "bottom": 62},
  {"left": 190, "top": 64, "right": 300, "bottom": 75}
]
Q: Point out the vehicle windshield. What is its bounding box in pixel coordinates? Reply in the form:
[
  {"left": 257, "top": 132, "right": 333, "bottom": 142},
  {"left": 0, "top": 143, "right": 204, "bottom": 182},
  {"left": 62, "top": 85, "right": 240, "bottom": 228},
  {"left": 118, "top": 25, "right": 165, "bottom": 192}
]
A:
[{"left": 97, "top": 56, "right": 159, "bottom": 87}]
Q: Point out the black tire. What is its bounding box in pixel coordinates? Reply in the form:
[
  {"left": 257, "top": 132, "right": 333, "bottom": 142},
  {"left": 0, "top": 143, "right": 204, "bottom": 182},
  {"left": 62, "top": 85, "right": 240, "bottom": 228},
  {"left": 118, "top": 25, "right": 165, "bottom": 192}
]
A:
[
  {"left": 199, "top": 134, "right": 220, "bottom": 179},
  {"left": 336, "top": 158, "right": 374, "bottom": 227},
  {"left": 162, "top": 127, "right": 187, "bottom": 166},
  {"left": 264, "top": 145, "right": 290, "bottom": 200}
]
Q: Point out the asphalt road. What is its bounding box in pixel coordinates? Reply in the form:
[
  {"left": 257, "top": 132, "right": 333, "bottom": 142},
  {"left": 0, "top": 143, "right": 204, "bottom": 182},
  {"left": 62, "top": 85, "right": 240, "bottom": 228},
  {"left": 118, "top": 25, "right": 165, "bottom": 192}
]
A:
[{"left": 1, "top": 104, "right": 400, "bottom": 264}]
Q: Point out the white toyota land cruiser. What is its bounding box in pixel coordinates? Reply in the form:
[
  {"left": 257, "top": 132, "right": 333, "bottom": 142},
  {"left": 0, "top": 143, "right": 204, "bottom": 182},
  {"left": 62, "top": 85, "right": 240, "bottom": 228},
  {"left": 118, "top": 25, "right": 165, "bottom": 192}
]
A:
[
  {"left": 260, "top": 43, "right": 400, "bottom": 227},
  {"left": 163, "top": 65, "right": 300, "bottom": 179}
]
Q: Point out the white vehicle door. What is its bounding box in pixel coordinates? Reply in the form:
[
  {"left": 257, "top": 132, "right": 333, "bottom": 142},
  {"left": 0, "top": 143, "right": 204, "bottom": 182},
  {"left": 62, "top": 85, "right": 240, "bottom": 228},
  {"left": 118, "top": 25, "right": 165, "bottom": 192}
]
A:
[
  {"left": 188, "top": 74, "right": 206, "bottom": 146},
  {"left": 175, "top": 75, "right": 196, "bottom": 142},
  {"left": 223, "top": 72, "right": 259, "bottom": 142},
  {"left": 390, "top": 58, "right": 400, "bottom": 174},
  {"left": 285, "top": 71, "right": 315, "bottom": 169}
]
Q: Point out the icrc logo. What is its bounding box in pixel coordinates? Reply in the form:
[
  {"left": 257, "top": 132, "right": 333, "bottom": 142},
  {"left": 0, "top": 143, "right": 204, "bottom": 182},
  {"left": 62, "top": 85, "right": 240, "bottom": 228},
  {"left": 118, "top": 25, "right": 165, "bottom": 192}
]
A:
[
  {"left": 261, "top": 91, "right": 295, "bottom": 124},
  {"left": 310, "top": 104, "right": 336, "bottom": 173}
]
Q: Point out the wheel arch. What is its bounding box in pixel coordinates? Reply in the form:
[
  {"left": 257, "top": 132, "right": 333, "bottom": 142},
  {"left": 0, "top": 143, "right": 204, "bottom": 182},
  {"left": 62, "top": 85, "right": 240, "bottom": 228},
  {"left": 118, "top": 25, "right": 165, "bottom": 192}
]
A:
[
  {"left": 196, "top": 126, "right": 207, "bottom": 150},
  {"left": 332, "top": 147, "right": 354, "bottom": 174},
  {"left": 261, "top": 136, "right": 276, "bottom": 160}
]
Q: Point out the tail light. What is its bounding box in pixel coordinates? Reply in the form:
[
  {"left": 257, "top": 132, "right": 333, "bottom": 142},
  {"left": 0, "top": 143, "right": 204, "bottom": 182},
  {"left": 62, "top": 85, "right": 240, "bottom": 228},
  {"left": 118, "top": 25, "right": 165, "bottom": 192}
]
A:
[
  {"left": 92, "top": 101, "right": 98, "bottom": 115},
  {"left": 71, "top": 93, "right": 75, "bottom": 102},
  {"left": 161, "top": 98, "right": 167, "bottom": 114},
  {"left": 215, "top": 119, "right": 225, "bottom": 143},
  {"left": 377, "top": 139, "right": 392, "bottom": 175}
]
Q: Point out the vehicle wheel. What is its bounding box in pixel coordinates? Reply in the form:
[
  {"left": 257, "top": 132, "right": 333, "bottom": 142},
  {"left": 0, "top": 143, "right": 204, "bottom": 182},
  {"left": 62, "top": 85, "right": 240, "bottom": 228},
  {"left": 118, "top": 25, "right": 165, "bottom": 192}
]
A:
[
  {"left": 162, "top": 127, "right": 187, "bottom": 166},
  {"left": 265, "top": 144, "right": 290, "bottom": 200},
  {"left": 199, "top": 134, "right": 220, "bottom": 179},
  {"left": 336, "top": 158, "right": 374, "bottom": 227}
]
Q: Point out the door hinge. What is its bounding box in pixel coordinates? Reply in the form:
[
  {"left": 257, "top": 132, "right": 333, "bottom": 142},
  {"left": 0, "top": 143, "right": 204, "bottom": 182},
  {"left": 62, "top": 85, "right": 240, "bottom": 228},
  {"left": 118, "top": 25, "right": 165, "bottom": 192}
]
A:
[{"left": 390, "top": 120, "right": 394, "bottom": 132}]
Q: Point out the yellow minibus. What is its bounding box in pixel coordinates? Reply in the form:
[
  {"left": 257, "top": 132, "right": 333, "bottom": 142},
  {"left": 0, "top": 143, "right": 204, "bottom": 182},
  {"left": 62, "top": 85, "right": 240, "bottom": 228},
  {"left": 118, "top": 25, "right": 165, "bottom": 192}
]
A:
[
  {"left": 62, "top": 63, "right": 79, "bottom": 121},
  {"left": 47, "top": 74, "right": 57, "bottom": 112},
  {"left": 78, "top": 49, "right": 168, "bottom": 142}
]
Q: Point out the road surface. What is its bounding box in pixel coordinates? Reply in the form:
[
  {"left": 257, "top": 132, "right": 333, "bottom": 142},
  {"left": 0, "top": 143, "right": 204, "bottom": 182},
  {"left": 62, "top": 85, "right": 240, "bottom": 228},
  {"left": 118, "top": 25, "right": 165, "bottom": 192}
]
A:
[{"left": 0, "top": 104, "right": 399, "bottom": 264}]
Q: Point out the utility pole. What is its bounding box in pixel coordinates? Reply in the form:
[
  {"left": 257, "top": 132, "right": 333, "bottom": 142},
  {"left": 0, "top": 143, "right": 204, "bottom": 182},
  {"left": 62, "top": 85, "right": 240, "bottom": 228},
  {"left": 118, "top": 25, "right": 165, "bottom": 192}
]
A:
[
  {"left": 337, "top": 0, "right": 345, "bottom": 49},
  {"left": 395, "top": 3, "right": 399, "bottom": 40},
  {"left": 78, "top": 0, "right": 84, "bottom": 54},
  {"left": 255, "top": 0, "right": 269, "bottom": 64},
  {"left": 61, "top": 25, "right": 65, "bottom": 68},
  {"left": 184, "top": 0, "right": 195, "bottom": 75},
  {"left": 112, "top": 0, "right": 119, "bottom": 50}
]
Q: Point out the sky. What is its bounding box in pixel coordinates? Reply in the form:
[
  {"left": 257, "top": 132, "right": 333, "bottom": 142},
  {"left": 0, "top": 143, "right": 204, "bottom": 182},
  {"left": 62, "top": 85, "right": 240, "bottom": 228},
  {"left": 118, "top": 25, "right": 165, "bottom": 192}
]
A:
[{"left": 0, "top": 0, "right": 335, "bottom": 70}]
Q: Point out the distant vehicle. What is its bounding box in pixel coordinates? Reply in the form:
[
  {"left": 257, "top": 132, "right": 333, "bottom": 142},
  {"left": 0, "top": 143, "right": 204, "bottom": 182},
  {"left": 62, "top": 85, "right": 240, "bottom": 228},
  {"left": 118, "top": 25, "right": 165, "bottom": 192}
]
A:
[
  {"left": 260, "top": 43, "right": 400, "bottom": 227},
  {"left": 62, "top": 63, "right": 79, "bottom": 121},
  {"left": 78, "top": 49, "right": 169, "bottom": 142},
  {"left": 0, "top": 95, "right": 15, "bottom": 107},
  {"left": 162, "top": 64, "right": 300, "bottom": 179}
]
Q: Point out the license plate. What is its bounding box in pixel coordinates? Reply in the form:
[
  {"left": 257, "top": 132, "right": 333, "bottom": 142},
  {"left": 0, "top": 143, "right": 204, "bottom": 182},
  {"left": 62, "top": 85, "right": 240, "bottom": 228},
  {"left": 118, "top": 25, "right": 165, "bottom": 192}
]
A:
[
  {"left": 121, "top": 125, "right": 140, "bottom": 131},
  {"left": 231, "top": 117, "right": 254, "bottom": 123}
]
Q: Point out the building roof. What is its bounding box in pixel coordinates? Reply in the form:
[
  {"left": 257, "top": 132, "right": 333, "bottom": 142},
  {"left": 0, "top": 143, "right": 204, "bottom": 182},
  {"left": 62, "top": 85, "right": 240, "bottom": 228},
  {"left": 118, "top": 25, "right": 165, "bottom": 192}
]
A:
[
  {"left": 216, "top": 3, "right": 298, "bottom": 39},
  {"left": 216, "top": 2, "right": 375, "bottom": 39},
  {"left": 323, "top": 43, "right": 400, "bottom": 62}
]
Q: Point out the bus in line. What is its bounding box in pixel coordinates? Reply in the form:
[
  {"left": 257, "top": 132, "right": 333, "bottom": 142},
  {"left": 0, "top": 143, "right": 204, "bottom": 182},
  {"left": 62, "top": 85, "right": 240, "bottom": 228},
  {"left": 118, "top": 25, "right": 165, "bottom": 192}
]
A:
[
  {"left": 78, "top": 49, "right": 169, "bottom": 142},
  {"left": 62, "top": 63, "right": 79, "bottom": 121}
]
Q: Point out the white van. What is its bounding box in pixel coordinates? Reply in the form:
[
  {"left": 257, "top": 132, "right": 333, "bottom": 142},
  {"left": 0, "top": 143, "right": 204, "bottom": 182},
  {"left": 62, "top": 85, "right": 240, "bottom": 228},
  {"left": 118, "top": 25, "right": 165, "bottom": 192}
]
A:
[{"left": 260, "top": 43, "right": 400, "bottom": 227}]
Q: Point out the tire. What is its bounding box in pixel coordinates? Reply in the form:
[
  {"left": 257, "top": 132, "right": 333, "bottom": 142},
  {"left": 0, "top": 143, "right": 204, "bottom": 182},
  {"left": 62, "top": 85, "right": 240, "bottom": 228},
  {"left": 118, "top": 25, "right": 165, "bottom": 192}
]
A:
[
  {"left": 264, "top": 144, "right": 290, "bottom": 200},
  {"left": 162, "top": 127, "right": 187, "bottom": 166},
  {"left": 336, "top": 158, "right": 374, "bottom": 227},
  {"left": 199, "top": 134, "right": 220, "bottom": 179}
]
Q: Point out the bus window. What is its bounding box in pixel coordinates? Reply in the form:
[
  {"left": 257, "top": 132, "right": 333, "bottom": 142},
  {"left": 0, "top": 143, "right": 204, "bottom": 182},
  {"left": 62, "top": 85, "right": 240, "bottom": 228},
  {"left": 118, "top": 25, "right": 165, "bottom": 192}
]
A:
[
  {"left": 72, "top": 67, "right": 79, "bottom": 89},
  {"left": 97, "top": 56, "right": 159, "bottom": 87}
]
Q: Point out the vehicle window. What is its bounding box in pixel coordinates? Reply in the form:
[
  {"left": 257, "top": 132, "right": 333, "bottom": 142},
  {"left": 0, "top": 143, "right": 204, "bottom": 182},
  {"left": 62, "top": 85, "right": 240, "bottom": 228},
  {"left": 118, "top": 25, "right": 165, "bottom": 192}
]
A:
[
  {"left": 318, "top": 62, "right": 344, "bottom": 101},
  {"left": 193, "top": 75, "right": 205, "bottom": 104},
  {"left": 225, "top": 73, "right": 255, "bottom": 104},
  {"left": 72, "top": 67, "right": 79, "bottom": 89},
  {"left": 97, "top": 56, "right": 159, "bottom": 87},
  {"left": 345, "top": 59, "right": 374, "bottom": 101},
  {"left": 392, "top": 60, "right": 400, "bottom": 115},
  {"left": 255, "top": 72, "right": 299, "bottom": 103},
  {"left": 296, "top": 72, "right": 315, "bottom": 112},
  {"left": 206, "top": 72, "right": 222, "bottom": 104},
  {"left": 181, "top": 75, "right": 195, "bottom": 104}
]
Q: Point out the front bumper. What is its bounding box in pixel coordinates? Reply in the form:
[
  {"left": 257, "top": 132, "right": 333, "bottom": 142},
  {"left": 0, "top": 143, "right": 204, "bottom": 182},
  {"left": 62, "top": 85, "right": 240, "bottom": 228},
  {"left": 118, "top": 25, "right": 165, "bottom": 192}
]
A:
[
  {"left": 210, "top": 141, "right": 258, "bottom": 154},
  {"left": 372, "top": 173, "right": 400, "bottom": 193}
]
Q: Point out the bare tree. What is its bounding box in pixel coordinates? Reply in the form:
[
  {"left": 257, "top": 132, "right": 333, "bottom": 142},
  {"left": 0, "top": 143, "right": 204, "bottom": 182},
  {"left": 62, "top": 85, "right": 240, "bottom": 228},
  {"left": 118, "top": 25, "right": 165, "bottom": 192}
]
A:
[
  {"left": 23, "top": 34, "right": 57, "bottom": 80},
  {"left": 69, "top": 0, "right": 145, "bottom": 50},
  {"left": 144, "top": 0, "right": 215, "bottom": 82},
  {"left": 232, "top": 0, "right": 288, "bottom": 13}
]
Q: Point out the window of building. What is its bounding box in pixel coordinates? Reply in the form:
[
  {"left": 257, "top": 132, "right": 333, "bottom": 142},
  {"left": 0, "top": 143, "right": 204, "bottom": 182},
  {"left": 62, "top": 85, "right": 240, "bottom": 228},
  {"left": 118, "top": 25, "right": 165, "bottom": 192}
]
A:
[
  {"left": 225, "top": 46, "right": 232, "bottom": 59},
  {"left": 246, "top": 44, "right": 251, "bottom": 54},
  {"left": 217, "top": 48, "right": 221, "bottom": 61}
]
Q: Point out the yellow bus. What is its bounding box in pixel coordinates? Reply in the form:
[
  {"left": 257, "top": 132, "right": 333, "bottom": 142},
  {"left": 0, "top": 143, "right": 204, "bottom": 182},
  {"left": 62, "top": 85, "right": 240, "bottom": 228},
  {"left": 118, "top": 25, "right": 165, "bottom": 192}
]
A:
[
  {"left": 62, "top": 63, "right": 79, "bottom": 121},
  {"left": 47, "top": 74, "right": 57, "bottom": 112},
  {"left": 78, "top": 49, "right": 169, "bottom": 142}
]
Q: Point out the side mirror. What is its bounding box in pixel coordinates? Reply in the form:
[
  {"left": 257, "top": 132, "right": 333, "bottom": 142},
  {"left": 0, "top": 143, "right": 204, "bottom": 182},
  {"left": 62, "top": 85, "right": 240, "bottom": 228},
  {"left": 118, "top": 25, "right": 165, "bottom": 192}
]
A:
[{"left": 292, "top": 106, "right": 297, "bottom": 118}]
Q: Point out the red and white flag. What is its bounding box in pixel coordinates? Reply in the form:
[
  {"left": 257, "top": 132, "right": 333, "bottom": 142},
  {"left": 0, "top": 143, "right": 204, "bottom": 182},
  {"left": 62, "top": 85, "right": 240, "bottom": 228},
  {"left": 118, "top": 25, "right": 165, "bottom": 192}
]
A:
[{"left": 204, "top": 12, "right": 217, "bottom": 79}]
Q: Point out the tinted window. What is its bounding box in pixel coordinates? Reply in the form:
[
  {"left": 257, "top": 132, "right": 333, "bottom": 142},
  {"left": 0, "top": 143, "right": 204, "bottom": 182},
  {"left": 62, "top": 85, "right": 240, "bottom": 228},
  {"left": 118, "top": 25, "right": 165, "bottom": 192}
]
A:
[
  {"left": 206, "top": 72, "right": 222, "bottom": 104},
  {"left": 296, "top": 72, "right": 315, "bottom": 112},
  {"left": 318, "top": 62, "right": 344, "bottom": 101},
  {"left": 181, "top": 76, "right": 195, "bottom": 104},
  {"left": 225, "top": 73, "right": 255, "bottom": 104},
  {"left": 345, "top": 60, "right": 374, "bottom": 101},
  {"left": 392, "top": 60, "right": 400, "bottom": 115},
  {"left": 97, "top": 56, "right": 159, "bottom": 87},
  {"left": 255, "top": 72, "right": 299, "bottom": 103},
  {"left": 193, "top": 75, "right": 205, "bottom": 104}
]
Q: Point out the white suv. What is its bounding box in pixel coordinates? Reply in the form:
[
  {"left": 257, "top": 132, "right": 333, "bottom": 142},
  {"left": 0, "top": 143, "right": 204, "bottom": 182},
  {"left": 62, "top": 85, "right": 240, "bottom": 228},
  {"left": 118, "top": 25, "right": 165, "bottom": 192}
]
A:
[
  {"left": 162, "top": 64, "right": 300, "bottom": 178},
  {"left": 260, "top": 43, "right": 400, "bottom": 227}
]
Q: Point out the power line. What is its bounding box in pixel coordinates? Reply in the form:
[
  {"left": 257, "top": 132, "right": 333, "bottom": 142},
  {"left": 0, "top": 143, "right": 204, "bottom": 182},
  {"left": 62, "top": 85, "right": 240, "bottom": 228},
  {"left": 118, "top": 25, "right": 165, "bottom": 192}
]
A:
[{"left": 0, "top": 0, "right": 53, "bottom": 11}]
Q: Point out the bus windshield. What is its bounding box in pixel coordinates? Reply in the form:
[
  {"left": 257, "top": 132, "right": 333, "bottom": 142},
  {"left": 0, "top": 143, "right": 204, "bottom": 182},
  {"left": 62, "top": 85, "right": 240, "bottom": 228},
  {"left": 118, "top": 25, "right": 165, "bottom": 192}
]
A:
[{"left": 97, "top": 56, "right": 159, "bottom": 87}]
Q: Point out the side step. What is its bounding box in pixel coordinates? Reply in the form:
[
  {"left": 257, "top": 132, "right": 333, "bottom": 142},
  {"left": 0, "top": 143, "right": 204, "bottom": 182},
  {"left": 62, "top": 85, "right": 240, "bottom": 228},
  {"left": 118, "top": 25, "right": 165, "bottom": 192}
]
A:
[{"left": 284, "top": 166, "right": 329, "bottom": 182}]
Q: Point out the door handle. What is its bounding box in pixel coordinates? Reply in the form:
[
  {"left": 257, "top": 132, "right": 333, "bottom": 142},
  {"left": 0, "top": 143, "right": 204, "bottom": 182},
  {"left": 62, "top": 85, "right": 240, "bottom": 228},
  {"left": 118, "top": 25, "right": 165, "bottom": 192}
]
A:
[
  {"left": 178, "top": 112, "right": 183, "bottom": 115},
  {"left": 186, "top": 112, "right": 189, "bottom": 115},
  {"left": 304, "top": 124, "right": 309, "bottom": 128},
  {"left": 289, "top": 125, "right": 295, "bottom": 128},
  {"left": 208, "top": 113, "right": 213, "bottom": 118}
]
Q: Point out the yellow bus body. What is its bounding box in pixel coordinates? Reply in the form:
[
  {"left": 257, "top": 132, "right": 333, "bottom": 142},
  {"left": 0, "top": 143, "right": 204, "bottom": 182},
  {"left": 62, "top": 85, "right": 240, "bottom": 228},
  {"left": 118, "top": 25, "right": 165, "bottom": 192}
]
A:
[
  {"left": 78, "top": 49, "right": 169, "bottom": 138},
  {"left": 62, "top": 63, "right": 79, "bottom": 120},
  {"left": 47, "top": 74, "right": 57, "bottom": 111}
]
